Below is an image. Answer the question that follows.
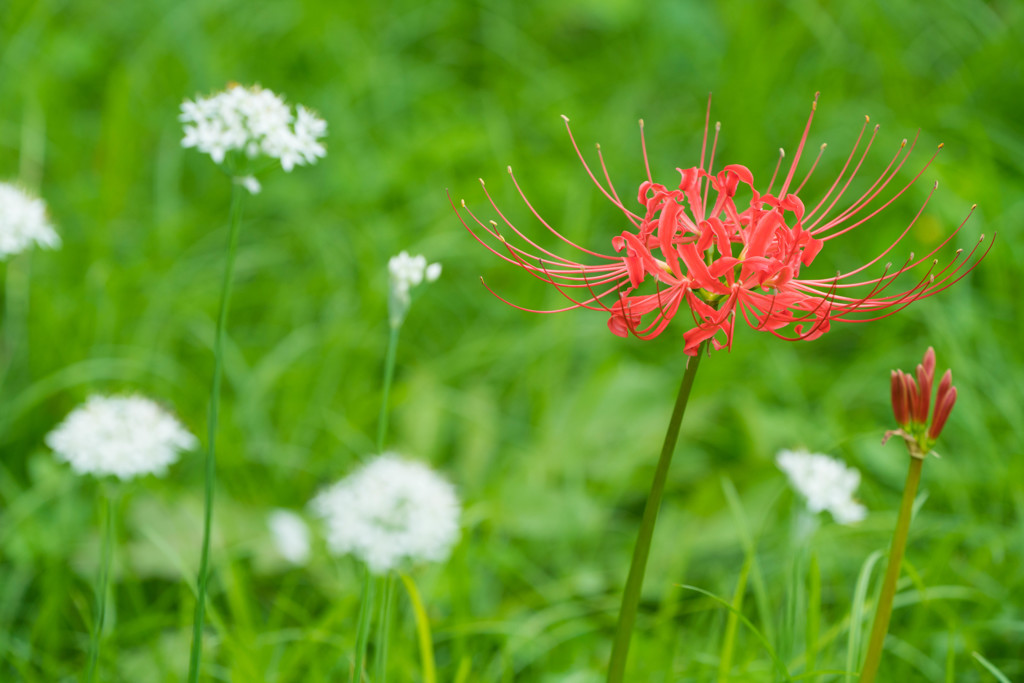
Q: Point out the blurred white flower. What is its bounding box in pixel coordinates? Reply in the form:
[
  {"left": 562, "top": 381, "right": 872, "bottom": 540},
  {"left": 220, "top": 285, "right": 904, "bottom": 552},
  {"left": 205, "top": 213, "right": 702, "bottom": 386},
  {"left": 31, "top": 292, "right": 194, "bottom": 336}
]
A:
[
  {"left": 235, "top": 175, "right": 262, "bottom": 195},
  {"left": 0, "top": 183, "right": 60, "bottom": 259},
  {"left": 46, "top": 395, "right": 197, "bottom": 480},
  {"left": 180, "top": 84, "right": 327, "bottom": 173},
  {"left": 388, "top": 251, "right": 441, "bottom": 327},
  {"left": 776, "top": 449, "right": 867, "bottom": 525},
  {"left": 268, "top": 509, "right": 311, "bottom": 565},
  {"left": 310, "top": 453, "right": 460, "bottom": 574}
]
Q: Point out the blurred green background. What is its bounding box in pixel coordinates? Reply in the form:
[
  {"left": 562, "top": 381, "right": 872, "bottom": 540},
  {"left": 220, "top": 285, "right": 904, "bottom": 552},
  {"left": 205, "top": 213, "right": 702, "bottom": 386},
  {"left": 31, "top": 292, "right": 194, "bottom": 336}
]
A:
[{"left": 1, "top": 0, "right": 1021, "bottom": 680}]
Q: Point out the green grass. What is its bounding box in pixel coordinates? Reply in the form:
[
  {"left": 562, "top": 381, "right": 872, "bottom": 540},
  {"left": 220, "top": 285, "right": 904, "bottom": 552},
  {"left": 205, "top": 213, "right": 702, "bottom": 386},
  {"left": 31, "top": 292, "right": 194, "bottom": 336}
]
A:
[{"left": 1, "top": 0, "right": 1022, "bottom": 680}]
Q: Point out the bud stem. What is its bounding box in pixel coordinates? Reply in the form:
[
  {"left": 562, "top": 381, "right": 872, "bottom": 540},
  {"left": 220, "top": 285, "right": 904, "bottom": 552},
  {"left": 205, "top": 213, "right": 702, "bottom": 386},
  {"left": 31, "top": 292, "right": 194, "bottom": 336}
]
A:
[{"left": 859, "top": 456, "right": 924, "bottom": 682}]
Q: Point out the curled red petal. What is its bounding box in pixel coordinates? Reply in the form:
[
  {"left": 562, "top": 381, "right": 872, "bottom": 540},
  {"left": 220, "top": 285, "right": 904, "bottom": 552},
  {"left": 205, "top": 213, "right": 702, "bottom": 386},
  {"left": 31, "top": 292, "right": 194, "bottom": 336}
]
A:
[
  {"left": 608, "top": 314, "right": 633, "bottom": 338},
  {"left": 679, "top": 243, "right": 723, "bottom": 292},
  {"left": 677, "top": 167, "right": 699, "bottom": 193}
]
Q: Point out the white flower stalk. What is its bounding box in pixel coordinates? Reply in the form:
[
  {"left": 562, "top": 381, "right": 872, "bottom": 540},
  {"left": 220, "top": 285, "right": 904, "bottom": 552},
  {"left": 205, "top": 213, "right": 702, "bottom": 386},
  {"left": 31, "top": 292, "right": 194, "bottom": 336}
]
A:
[
  {"left": 388, "top": 251, "right": 441, "bottom": 327},
  {"left": 46, "top": 395, "right": 197, "bottom": 480},
  {"left": 310, "top": 453, "right": 460, "bottom": 574},
  {"left": 0, "top": 183, "right": 60, "bottom": 259},
  {"left": 180, "top": 84, "right": 327, "bottom": 174},
  {"left": 267, "top": 509, "right": 311, "bottom": 565},
  {"left": 776, "top": 449, "right": 867, "bottom": 525}
]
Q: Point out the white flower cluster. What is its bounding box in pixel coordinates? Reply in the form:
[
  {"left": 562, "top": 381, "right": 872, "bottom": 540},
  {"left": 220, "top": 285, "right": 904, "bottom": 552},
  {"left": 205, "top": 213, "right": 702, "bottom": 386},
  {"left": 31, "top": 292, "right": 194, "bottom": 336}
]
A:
[
  {"left": 390, "top": 251, "right": 442, "bottom": 294},
  {"left": 267, "top": 509, "right": 311, "bottom": 565},
  {"left": 388, "top": 251, "right": 441, "bottom": 326},
  {"left": 180, "top": 84, "right": 327, "bottom": 173},
  {"left": 46, "top": 395, "right": 197, "bottom": 480},
  {"left": 776, "top": 449, "right": 867, "bottom": 525},
  {"left": 0, "top": 183, "right": 61, "bottom": 259},
  {"left": 310, "top": 453, "right": 460, "bottom": 574}
]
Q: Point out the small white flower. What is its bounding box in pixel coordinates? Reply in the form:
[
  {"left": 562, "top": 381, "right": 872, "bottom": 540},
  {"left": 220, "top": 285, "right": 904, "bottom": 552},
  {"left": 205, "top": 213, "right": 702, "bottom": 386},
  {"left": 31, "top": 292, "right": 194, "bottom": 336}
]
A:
[
  {"left": 0, "top": 183, "right": 60, "bottom": 259},
  {"left": 776, "top": 449, "right": 867, "bottom": 525},
  {"left": 387, "top": 251, "right": 441, "bottom": 327},
  {"left": 310, "top": 453, "right": 461, "bottom": 574},
  {"left": 268, "top": 509, "right": 311, "bottom": 565},
  {"left": 180, "top": 84, "right": 327, "bottom": 173},
  {"left": 388, "top": 251, "right": 429, "bottom": 289},
  {"left": 46, "top": 395, "right": 197, "bottom": 480},
  {"left": 235, "top": 175, "right": 262, "bottom": 195}
]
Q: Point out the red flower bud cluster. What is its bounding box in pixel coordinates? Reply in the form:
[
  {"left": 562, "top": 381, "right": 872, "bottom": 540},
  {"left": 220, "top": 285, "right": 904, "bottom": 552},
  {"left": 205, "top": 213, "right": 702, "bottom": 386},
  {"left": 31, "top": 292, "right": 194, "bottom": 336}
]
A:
[{"left": 885, "top": 347, "right": 957, "bottom": 457}]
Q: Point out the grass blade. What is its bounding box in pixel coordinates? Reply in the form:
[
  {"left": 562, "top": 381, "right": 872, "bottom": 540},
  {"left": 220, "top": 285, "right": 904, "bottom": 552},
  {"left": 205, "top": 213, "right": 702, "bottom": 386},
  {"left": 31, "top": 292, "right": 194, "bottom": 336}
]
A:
[
  {"left": 679, "top": 584, "right": 790, "bottom": 681},
  {"left": 972, "top": 651, "right": 1011, "bottom": 683},
  {"left": 845, "top": 549, "right": 883, "bottom": 683},
  {"left": 400, "top": 572, "right": 437, "bottom": 683},
  {"left": 720, "top": 476, "right": 776, "bottom": 649},
  {"left": 717, "top": 556, "right": 752, "bottom": 682},
  {"left": 806, "top": 553, "right": 820, "bottom": 680}
]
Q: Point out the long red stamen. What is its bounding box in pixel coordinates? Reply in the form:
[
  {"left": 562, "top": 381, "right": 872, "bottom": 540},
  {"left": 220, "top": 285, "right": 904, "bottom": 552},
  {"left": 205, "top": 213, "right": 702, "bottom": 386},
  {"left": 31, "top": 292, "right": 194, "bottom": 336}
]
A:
[{"left": 778, "top": 92, "right": 819, "bottom": 199}]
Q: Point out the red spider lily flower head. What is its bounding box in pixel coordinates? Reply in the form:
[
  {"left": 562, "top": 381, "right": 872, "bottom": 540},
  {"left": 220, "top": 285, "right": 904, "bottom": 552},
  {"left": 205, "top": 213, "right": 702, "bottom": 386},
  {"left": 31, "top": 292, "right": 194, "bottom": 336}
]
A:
[
  {"left": 883, "top": 346, "right": 958, "bottom": 458},
  {"left": 453, "top": 94, "right": 993, "bottom": 356}
]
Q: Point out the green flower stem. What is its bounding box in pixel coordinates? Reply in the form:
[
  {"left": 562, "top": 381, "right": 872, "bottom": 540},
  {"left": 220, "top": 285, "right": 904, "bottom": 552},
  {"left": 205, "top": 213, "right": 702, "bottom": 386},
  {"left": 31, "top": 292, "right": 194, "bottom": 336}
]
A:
[
  {"left": 188, "top": 184, "right": 245, "bottom": 682},
  {"left": 606, "top": 340, "right": 707, "bottom": 683},
  {"left": 373, "top": 573, "right": 396, "bottom": 683},
  {"left": 859, "top": 455, "right": 924, "bottom": 683},
  {"left": 86, "top": 487, "right": 118, "bottom": 683},
  {"left": 352, "top": 568, "right": 377, "bottom": 683},
  {"left": 369, "top": 291, "right": 402, "bottom": 680},
  {"left": 376, "top": 325, "right": 400, "bottom": 452}
]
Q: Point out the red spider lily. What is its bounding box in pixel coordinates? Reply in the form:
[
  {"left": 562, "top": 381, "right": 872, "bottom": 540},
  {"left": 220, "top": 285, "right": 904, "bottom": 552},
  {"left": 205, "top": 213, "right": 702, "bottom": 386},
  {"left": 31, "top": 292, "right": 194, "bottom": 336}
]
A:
[
  {"left": 454, "top": 94, "right": 993, "bottom": 356},
  {"left": 884, "top": 346, "right": 958, "bottom": 457}
]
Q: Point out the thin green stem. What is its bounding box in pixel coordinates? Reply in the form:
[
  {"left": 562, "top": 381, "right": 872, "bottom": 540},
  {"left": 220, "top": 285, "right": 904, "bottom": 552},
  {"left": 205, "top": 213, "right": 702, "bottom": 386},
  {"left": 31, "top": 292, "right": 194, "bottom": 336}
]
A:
[
  {"left": 188, "top": 184, "right": 245, "bottom": 682},
  {"left": 352, "top": 568, "right": 377, "bottom": 683},
  {"left": 859, "top": 456, "right": 924, "bottom": 683},
  {"left": 376, "top": 325, "right": 400, "bottom": 452},
  {"left": 373, "top": 573, "right": 396, "bottom": 683},
  {"left": 606, "top": 341, "right": 707, "bottom": 683},
  {"left": 85, "top": 488, "right": 117, "bottom": 683}
]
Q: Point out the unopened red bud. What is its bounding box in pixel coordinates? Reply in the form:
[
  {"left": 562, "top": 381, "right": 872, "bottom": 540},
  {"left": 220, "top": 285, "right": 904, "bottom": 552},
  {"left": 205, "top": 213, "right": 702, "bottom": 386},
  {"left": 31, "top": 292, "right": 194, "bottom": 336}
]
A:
[
  {"left": 891, "top": 370, "right": 910, "bottom": 425},
  {"left": 929, "top": 386, "right": 957, "bottom": 439},
  {"left": 915, "top": 362, "right": 932, "bottom": 424},
  {"left": 922, "top": 347, "right": 936, "bottom": 381},
  {"left": 902, "top": 373, "right": 920, "bottom": 423},
  {"left": 933, "top": 369, "right": 953, "bottom": 419}
]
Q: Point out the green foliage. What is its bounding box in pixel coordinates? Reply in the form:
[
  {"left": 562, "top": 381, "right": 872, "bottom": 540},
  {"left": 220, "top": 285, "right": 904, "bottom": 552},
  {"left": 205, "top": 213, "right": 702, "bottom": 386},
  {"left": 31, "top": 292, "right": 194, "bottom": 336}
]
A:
[{"left": 1, "top": 0, "right": 1022, "bottom": 680}]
